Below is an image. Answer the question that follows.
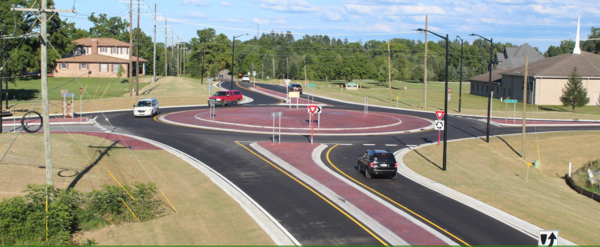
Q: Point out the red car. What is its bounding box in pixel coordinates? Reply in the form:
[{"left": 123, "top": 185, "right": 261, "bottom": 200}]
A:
[{"left": 208, "top": 90, "right": 243, "bottom": 106}]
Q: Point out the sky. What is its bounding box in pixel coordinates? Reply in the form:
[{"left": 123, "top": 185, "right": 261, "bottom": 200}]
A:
[{"left": 56, "top": 0, "right": 600, "bottom": 52}]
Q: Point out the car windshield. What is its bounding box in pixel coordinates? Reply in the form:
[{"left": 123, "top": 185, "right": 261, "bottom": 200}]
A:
[
  {"left": 136, "top": 101, "right": 152, "bottom": 107},
  {"left": 214, "top": 92, "right": 227, "bottom": 96},
  {"left": 374, "top": 153, "right": 396, "bottom": 163}
]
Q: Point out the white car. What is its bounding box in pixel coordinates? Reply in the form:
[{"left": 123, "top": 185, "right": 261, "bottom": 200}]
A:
[
  {"left": 242, "top": 76, "right": 250, "bottom": 83},
  {"left": 133, "top": 98, "right": 159, "bottom": 117}
]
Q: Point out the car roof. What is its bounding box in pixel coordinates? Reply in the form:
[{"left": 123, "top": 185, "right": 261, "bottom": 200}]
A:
[
  {"left": 373, "top": 150, "right": 392, "bottom": 154},
  {"left": 290, "top": 83, "right": 301, "bottom": 86},
  {"left": 138, "top": 98, "right": 154, "bottom": 101}
]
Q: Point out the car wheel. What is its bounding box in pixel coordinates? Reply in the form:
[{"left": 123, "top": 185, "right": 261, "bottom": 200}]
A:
[
  {"left": 365, "top": 168, "right": 371, "bottom": 179},
  {"left": 221, "top": 101, "right": 225, "bottom": 106},
  {"left": 236, "top": 99, "right": 240, "bottom": 106},
  {"left": 357, "top": 162, "right": 362, "bottom": 173},
  {"left": 391, "top": 173, "right": 397, "bottom": 180}
]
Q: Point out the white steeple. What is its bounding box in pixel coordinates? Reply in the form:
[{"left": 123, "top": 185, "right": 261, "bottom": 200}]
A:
[{"left": 573, "top": 15, "right": 581, "bottom": 55}]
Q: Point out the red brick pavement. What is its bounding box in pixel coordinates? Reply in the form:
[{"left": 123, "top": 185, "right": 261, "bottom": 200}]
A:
[{"left": 258, "top": 142, "right": 447, "bottom": 245}]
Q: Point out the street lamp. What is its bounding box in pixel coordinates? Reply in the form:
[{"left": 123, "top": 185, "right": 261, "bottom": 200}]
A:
[
  {"left": 231, "top": 33, "right": 248, "bottom": 90},
  {"left": 417, "top": 28, "right": 449, "bottom": 171},
  {"left": 470, "top": 33, "right": 494, "bottom": 143},
  {"left": 456, "top": 36, "right": 464, "bottom": 113}
]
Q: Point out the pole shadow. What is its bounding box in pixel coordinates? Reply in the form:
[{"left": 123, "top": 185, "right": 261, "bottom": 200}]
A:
[
  {"left": 414, "top": 149, "right": 443, "bottom": 170},
  {"left": 67, "top": 142, "right": 126, "bottom": 190},
  {"left": 496, "top": 136, "right": 522, "bottom": 157}
]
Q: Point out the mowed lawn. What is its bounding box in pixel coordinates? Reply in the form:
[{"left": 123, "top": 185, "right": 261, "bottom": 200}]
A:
[
  {"left": 255, "top": 78, "right": 600, "bottom": 120},
  {"left": 0, "top": 133, "right": 274, "bottom": 245},
  {"left": 6, "top": 75, "right": 210, "bottom": 116},
  {"left": 403, "top": 131, "right": 600, "bottom": 245}
]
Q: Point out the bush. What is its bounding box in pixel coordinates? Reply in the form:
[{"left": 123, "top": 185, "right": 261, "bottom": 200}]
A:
[{"left": 0, "top": 183, "right": 163, "bottom": 245}]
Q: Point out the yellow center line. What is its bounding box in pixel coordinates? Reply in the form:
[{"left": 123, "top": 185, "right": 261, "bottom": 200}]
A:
[
  {"left": 234, "top": 141, "right": 388, "bottom": 246},
  {"left": 326, "top": 144, "right": 471, "bottom": 246}
]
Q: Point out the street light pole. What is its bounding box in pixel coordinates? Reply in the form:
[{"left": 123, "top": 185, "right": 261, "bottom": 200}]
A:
[
  {"left": 230, "top": 33, "right": 248, "bottom": 90},
  {"left": 456, "top": 36, "right": 464, "bottom": 113},
  {"left": 470, "top": 34, "right": 494, "bottom": 143},
  {"left": 417, "top": 28, "right": 449, "bottom": 171}
]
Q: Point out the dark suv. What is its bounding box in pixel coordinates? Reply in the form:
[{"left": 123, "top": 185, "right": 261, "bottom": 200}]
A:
[
  {"left": 357, "top": 150, "right": 398, "bottom": 180},
  {"left": 288, "top": 83, "right": 302, "bottom": 95}
]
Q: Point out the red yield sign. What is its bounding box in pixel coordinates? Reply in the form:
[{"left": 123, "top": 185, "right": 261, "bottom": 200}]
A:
[
  {"left": 435, "top": 111, "right": 444, "bottom": 120},
  {"left": 308, "top": 105, "right": 318, "bottom": 114}
]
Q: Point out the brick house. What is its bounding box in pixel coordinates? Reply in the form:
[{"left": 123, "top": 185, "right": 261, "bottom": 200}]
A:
[{"left": 53, "top": 38, "right": 147, "bottom": 78}]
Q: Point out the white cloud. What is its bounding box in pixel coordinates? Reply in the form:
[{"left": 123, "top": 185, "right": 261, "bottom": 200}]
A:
[
  {"left": 344, "top": 5, "right": 374, "bottom": 15},
  {"left": 273, "top": 19, "right": 288, "bottom": 24},
  {"left": 255, "top": 0, "right": 319, "bottom": 12},
  {"left": 221, "top": 1, "right": 232, "bottom": 6},
  {"left": 253, "top": 18, "right": 271, "bottom": 24},
  {"left": 182, "top": 0, "right": 210, "bottom": 7},
  {"left": 384, "top": 3, "right": 445, "bottom": 15},
  {"left": 181, "top": 11, "right": 208, "bottom": 19}
]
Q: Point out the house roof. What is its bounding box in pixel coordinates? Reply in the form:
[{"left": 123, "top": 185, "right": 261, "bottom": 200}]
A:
[
  {"left": 71, "top": 37, "right": 130, "bottom": 47},
  {"left": 496, "top": 43, "right": 544, "bottom": 69},
  {"left": 500, "top": 51, "right": 600, "bottom": 78},
  {"left": 468, "top": 69, "right": 503, "bottom": 84},
  {"left": 55, "top": 54, "right": 148, "bottom": 63}
]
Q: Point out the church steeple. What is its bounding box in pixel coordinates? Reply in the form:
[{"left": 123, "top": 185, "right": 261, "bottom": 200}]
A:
[{"left": 573, "top": 15, "right": 581, "bottom": 55}]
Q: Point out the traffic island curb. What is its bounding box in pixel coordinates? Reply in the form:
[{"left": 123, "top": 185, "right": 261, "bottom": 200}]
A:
[{"left": 394, "top": 140, "right": 578, "bottom": 246}]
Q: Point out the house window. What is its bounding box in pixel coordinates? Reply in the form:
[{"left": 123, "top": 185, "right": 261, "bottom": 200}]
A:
[
  {"left": 112, "top": 47, "right": 117, "bottom": 54},
  {"left": 101, "top": 47, "right": 107, "bottom": 53},
  {"left": 61, "top": 63, "right": 67, "bottom": 69},
  {"left": 113, "top": 64, "right": 120, "bottom": 72},
  {"left": 81, "top": 63, "right": 87, "bottom": 69},
  {"left": 100, "top": 63, "right": 108, "bottom": 72}
]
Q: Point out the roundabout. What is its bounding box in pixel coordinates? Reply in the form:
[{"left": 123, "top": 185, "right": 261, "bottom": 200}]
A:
[{"left": 157, "top": 107, "right": 434, "bottom": 136}]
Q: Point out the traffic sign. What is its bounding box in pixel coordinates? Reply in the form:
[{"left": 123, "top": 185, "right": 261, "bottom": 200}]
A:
[
  {"left": 307, "top": 105, "right": 321, "bottom": 114},
  {"left": 207, "top": 78, "right": 213, "bottom": 83},
  {"left": 434, "top": 120, "right": 444, "bottom": 130},
  {"left": 209, "top": 99, "right": 216, "bottom": 106},
  {"left": 79, "top": 87, "right": 83, "bottom": 95},
  {"left": 539, "top": 230, "right": 559, "bottom": 246},
  {"left": 449, "top": 87, "right": 451, "bottom": 93},
  {"left": 284, "top": 79, "right": 291, "bottom": 85},
  {"left": 505, "top": 99, "right": 518, "bottom": 103},
  {"left": 307, "top": 84, "right": 316, "bottom": 87},
  {"left": 61, "top": 89, "right": 68, "bottom": 95},
  {"left": 435, "top": 111, "right": 445, "bottom": 120},
  {"left": 252, "top": 71, "right": 256, "bottom": 76}
]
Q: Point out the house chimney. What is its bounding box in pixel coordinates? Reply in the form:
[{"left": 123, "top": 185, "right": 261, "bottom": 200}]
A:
[
  {"left": 573, "top": 15, "right": 581, "bottom": 55},
  {"left": 91, "top": 39, "right": 98, "bottom": 54}
]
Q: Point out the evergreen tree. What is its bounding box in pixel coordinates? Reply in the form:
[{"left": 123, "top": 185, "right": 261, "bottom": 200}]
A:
[{"left": 560, "top": 67, "right": 589, "bottom": 112}]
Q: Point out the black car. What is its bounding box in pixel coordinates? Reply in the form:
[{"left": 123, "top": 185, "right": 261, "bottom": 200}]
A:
[
  {"left": 357, "top": 150, "right": 398, "bottom": 179},
  {"left": 288, "top": 83, "right": 302, "bottom": 95}
]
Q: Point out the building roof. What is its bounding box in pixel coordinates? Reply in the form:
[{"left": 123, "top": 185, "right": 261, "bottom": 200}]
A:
[
  {"left": 496, "top": 43, "right": 544, "bottom": 69},
  {"left": 500, "top": 51, "right": 600, "bottom": 78},
  {"left": 468, "top": 69, "right": 503, "bottom": 84},
  {"left": 55, "top": 54, "right": 148, "bottom": 63},
  {"left": 71, "top": 37, "right": 130, "bottom": 47}
]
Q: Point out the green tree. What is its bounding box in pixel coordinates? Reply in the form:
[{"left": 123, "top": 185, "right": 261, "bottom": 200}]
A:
[
  {"left": 88, "top": 13, "right": 130, "bottom": 40},
  {"left": 560, "top": 67, "right": 589, "bottom": 112}
]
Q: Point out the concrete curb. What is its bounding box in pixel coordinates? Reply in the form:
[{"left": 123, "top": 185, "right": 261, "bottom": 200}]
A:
[
  {"left": 116, "top": 134, "right": 300, "bottom": 246},
  {"left": 394, "top": 136, "right": 578, "bottom": 246},
  {"left": 310, "top": 144, "right": 457, "bottom": 245},
  {"left": 255, "top": 82, "right": 600, "bottom": 122},
  {"left": 250, "top": 143, "right": 408, "bottom": 245}
]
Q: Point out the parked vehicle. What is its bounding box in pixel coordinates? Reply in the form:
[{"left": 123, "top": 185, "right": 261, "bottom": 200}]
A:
[
  {"left": 357, "top": 150, "right": 398, "bottom": 179},
  {"left": 133, "top": 98, "right": 159, "bottom": 117},
  {"left": 288, "top": 83, "right": 303, "bottom": 95},
  {"left": 208, "top": 90, "right": 243, "bottom": 106},
  {"left": 242, "top": 76, "right": 250, "bottom": 83}
]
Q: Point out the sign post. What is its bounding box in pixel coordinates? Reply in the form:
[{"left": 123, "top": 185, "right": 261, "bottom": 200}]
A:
[
  {"left": 308, "top": 105, "right": 318, "bottom": 144},
  {"left": 209, "top": 99, "right": 216, "bottom": 118},
  {"left": 435, "top": 111, "right": 445, "bottom": 146},
  {"left": 253, "top": 71, "right": 257, "bottom": 87},
  {"left": 307, "top": 84, "right": 316, "bottom": 104},
  {"left": 289, "top": 91, "right": 300, "bottom": 109},
  {"left": 284, "top": 79, "right": 291, "bottom": 104},
  {"left": 505, "top": 99, "right": 518, "bottom": 123},
  {"left": 79, "top": 87, "right": 83, "bottom": 121},
  {"left": 207, "top": 84, "right": 212, "bottom": 98},
  {"left": 396, "top": 96, "right": 399, "bottom": 108}
]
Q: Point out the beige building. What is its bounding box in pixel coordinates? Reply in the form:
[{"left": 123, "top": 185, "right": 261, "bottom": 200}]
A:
[
  {"left": 469, "top": 51, "right": 600, "bottom": 106},
  {"left": 53, "top": 38, "right": 147, "bottom": 78}
]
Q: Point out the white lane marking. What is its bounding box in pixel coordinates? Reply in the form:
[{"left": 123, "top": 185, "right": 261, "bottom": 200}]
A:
[
  {"left": 363, "top": 144, "right": 375, "bottom": 146},
  {"left": 385, "top": 144, "right": 398, "bottom": 146},
  {"left": 104, "top": 131, "right": 111, "bottom": 133},
  {"left": 339, "top": 143, "right": 352, "bottom": 146}
]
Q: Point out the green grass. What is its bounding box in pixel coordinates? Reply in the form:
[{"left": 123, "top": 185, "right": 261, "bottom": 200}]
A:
[
  {"left": 255, "top": 78, "right": 600, "bottom": 120},
  {"left": 8, "top": 76, "right": 149, "bottom": 104}
]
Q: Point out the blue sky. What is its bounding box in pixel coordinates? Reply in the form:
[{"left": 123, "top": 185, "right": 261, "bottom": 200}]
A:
[{"left": 57, "top": 0, "right": 600, "bottom": 52}]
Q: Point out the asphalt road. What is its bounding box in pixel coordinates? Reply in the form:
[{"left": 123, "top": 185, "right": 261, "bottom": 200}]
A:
[{"left": 69, "top": 77, "right": 600, "bottom": 245}]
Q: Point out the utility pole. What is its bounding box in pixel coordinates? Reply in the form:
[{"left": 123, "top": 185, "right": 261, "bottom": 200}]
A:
[
  {"left": 177, "top": 37, "right": 180, "bottom": 77},
  {"left": 423, "top": 15, "right": 428, "bottom": 109},
  {"left": 286, "top": 57, "right": 288, "bottom": 79},
  {"left": 522, "top": 55, "right": 528, "bottom": 159},
  {"left": 272, "top": 58, "right": 275, "bottom": 79},
  {"left": 164, "top": 19, "right": 167, "bottom": 77},
  {"left": 1, "top": 26, "right": 4, "bottom": 110},
  {"left": 262, "top": 62, "right": 263, "bottom": 80},
  {"left": 12, "top": 0, "right": 76, "bottom": 188},
  {"left": 457, "top": 36, "right": 464, "bottom": 112},
  {"left": 129, "top": 0, "right": 133, "bottom": 96},
  {"left": 303, "top": 55, "right": 307, "bottom": 84},
  {"left": 136, "top": 0, "right": 140, "bottom": 96},
  {"left": 183, "top": 44, "right": 186, "bottom": 75},
  {"left": 388, "top": 39, "right": 392, "bottom": 103},
  {"left": 171, "top": 30, "right": 174, "bottom": 57},
  {"left": 200, "top": 39, "right": 206, "bottom": 84},
  {"left": 153, "top": 3, "right": 156, "bottom": 83}
]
